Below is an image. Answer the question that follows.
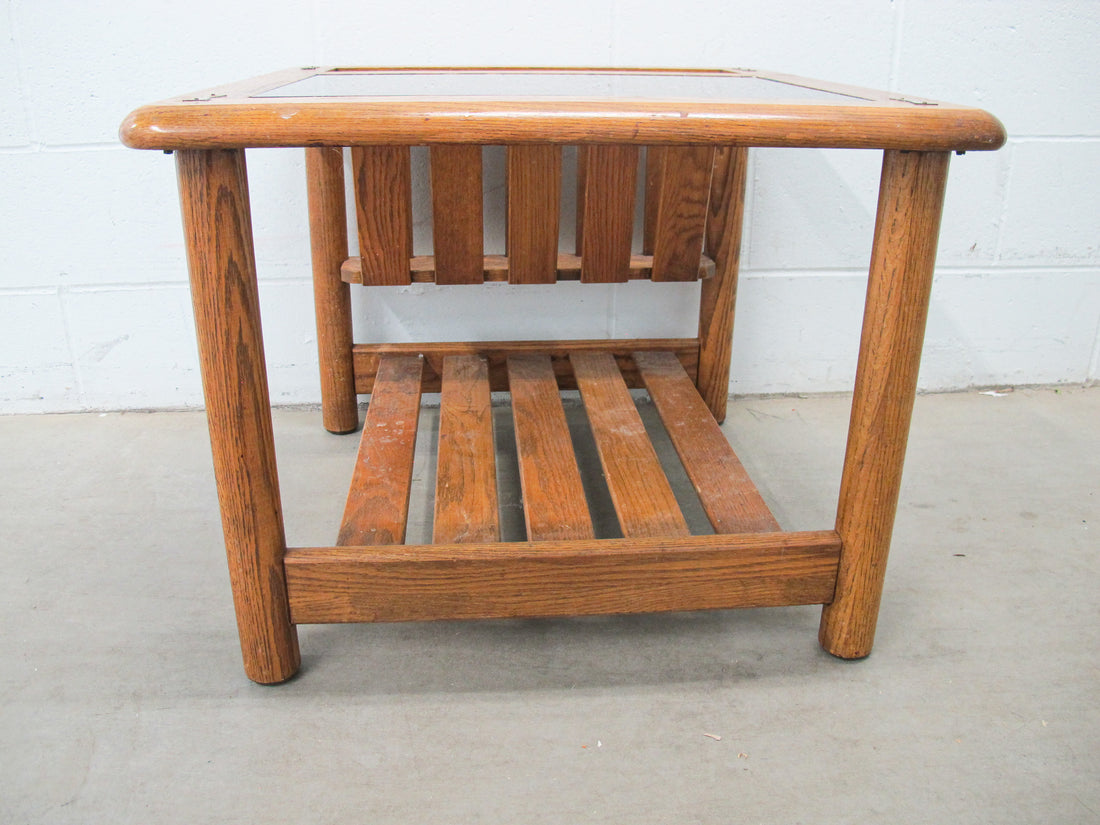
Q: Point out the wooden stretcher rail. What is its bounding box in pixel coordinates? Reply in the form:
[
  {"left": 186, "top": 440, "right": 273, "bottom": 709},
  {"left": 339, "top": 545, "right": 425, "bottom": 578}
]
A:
[
  {"left": 341, "top": 253, "right": 716, "bottom": 284},
  {"left": 285, "top": 530, "right": 842, "bottom": 623},
  {"left": 352, "top": 339, "right": 700, "bottom": 394}
]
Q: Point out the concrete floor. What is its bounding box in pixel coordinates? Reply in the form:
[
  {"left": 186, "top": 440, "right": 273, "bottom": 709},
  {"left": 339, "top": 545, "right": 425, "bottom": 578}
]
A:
[{"left": 1, "top": 387, "right": 1097, "bottom": 823}]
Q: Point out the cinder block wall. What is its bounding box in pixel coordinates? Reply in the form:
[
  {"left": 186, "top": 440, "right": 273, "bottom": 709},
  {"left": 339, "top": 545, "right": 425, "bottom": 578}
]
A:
[{"left": 2, "top": 1, "right": 1097, "bottom": 412}]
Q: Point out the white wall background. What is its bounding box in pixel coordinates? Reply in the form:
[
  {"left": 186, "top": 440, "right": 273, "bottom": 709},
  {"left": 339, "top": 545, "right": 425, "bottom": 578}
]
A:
[{"left": 1, "top": 0, "right": 1098, "bottom": 413}]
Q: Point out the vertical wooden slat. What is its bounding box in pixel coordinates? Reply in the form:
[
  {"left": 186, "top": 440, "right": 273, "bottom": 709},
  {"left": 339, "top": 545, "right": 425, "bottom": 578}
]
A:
[
  {"left": 352, "top": 146, "right": 412, "bottom": 285},
  {"left": 507, "top": 145, "right": 561, "bottom": 284},
  {"left": 507, "top": 354, "right": 594, "bottom": 540},
  {"left": 697, "top": 146, "right": 749, "bottom": 422},
  {"left": 306, "top": 146, "right": 359, "bottom": 434},
  {"left": 579, "top": 144, "right": 638, "bottom": 283},
  {"left": 642, "top": 146, "right": 667, "bottom": 255},
  {"left": 176, "top": 149, "right": 300, "bottom": 684},
  {"left": 434, "top": 356, "right": 500, "bottom": 543},
  {"left": 634, "top": 350, "right": 780, "bottom": 534},
  {"left": 338, "top": 355, "right": 424, "bottom": 546},
  {"left": 572, "top": 352, "right": 689, "bottom": 538},
  {"left": 652, "top": 146, "right": 715, "bottom": 282},
  {"left": 430, "top": 144, "right": 484, "bottom": 284},
  {"left": 575, "top": 145, "right": 588, "bottom": 255},
  {"left": 819, "top": 150, "right": 950, "bottom": 660}
]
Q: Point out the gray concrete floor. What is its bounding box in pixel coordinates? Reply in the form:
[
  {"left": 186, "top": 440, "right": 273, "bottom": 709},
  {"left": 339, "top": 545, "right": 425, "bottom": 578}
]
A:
[{"left": 2, "top": 387, "right": 1098, "bottom": 823}]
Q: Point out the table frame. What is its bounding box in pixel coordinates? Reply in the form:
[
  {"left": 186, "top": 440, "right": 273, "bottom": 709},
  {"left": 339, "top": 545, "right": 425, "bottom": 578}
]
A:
[{"left": 125, "top": 68, "right": 1002, "bottom": 683}]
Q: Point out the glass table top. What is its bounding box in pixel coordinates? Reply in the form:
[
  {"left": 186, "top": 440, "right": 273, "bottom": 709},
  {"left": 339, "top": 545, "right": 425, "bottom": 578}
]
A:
[{"left": 253, "top": 70, "right": 872, "bottom": 103}]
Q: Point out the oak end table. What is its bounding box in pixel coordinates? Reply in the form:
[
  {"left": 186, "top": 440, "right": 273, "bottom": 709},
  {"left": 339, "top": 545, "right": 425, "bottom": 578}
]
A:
[{"left": 121, "top": 68, "right": 1005, "bottom": 684}]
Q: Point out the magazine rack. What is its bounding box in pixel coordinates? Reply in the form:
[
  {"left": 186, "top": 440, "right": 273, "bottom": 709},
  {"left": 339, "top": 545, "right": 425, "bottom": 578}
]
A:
[{"left": 122, "top": 68, "right": 1004, "bottom": 683}]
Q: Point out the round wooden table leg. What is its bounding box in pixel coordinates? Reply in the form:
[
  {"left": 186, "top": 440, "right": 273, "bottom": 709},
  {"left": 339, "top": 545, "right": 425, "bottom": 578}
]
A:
[
  {"left": 819, "top": 149, "right": 950, "bottom": 659},
  {"left": 177, "top": 149, "right": 301, "bottom": 683},
  {"left": 306, "top": 147, "right": 359, "bottom": 434}
]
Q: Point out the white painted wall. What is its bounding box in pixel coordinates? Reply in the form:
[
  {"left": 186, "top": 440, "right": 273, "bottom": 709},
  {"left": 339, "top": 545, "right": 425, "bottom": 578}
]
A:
[{"left": 1, "top": 0, "right": 1097, "bottom": 412}]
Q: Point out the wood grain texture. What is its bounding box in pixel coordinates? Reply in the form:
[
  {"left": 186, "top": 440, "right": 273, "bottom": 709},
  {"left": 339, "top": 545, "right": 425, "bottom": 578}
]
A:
[
  {"left": 122, "top": 67, "right": 1007, "bottom": 152},
  {"left": 696, "top": 146, "right": 749, "bottom": 422},
  {"left": 337, "top": 355, "right": 424, "bottom": 546},
  {"left": 579, "top": 144, "right": 638, "bottom": 283},
  {"left": 306, "top": 146, "right": 358, "bottom": 434},
  {"left": 124, "top": 103, "right": 1008, "bottom": 152},
  {"left": 651, "top": 145, "right": 714, "bottom": 282},
  {"left": 434, "top": 356, "right": 499, "bottom": 543},
  {"left": 571, "top": 352, "right": 689, "bottom": 537},
  {"left": 352, "top": 145, "right": 412, "bottom": 285},
  {"left": 507, "top": 354, "right": 594, "bottom": 540},
  {"left": 341, "top": 252, "right": 714, "bottom": 284},
  {"left": 819, "top": 150, "right": 951, "bottom": 659},
  {"left": 176, "top": 149, "right": 300, "bottom": 684},
  {"left": 134, "top": 69, "right": 995, "bottom": 678},
  {"left": 284, "top": 530, "right": 841, "bottom": 623},
  {"left": 635, "top": 350, "right": 780, "bottom": 534},
  {"left": 642, "top": 146, "right": 666, "bottom": 255},
  {"left": 507, "top": 145, "right": 561, "bottom": 284},
  {"left": 353, "top": 339, "right": 700, "bottom": 393},
  {"left": 430, "top": 145, "right": 484, "bottom": 284},
  {"left": 574, "top": 144, "right": 588, "bottom": 255}
]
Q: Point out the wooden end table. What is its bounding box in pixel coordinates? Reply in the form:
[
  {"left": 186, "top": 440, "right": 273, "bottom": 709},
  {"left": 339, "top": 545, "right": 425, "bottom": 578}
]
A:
[{"left": 122, "top": 68, "right": 1004, "bottom": 683}]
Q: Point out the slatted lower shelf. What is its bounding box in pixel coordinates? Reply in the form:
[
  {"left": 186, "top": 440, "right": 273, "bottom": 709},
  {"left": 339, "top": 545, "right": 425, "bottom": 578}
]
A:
[{"left": 288, "top": 349, "right": 837, "bottom": 624}]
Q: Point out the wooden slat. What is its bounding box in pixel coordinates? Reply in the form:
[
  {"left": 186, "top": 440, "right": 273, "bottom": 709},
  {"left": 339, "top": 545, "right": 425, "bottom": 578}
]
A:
[
  {"left": 705, "top": 146, "right": 742, "bottom": 257},
  {"left": 351, "top": 146, "right": 412, "bottom": 285},
  {"left": 697, "top": 146, "right": 749, "bottom": 422},
  {"left": 353, "top": 338, "right": 700, "bottom": 394},
  {"left": 634, "top": 350, "right": 780, "bottom": 533},
  {"left": 652, "top": 145, "right": 715, "bottom": 281},
  {"left": 579, "top": 144, "right": 639, "bottom": 283},
  {"left": 434, "top": 356, "right": 499, "bottom": 543},
  {"left": 571, "top": 352, "right": 689, "bottom": 537},
  {"left": 507, "top": 354, "right": 594, "bottom": 540},
  {"left": 642, "top": 146, "right": 666, "bottom": 254},
  {"left": 337, "top": 355, "right": 424, "bottom": 546},
  {"left": 341, "top": 252, "right": 714, "bottom": 284},
  {"left": 430, "top": 144, "right": 484, "bottom": 284},
  {"left": 575, "top": 144, "right": 588, "bottom": 255},
  {"left": 284, "top": 530, "right": 842, "bottom": 623},
  {"left": 507, "top": 145, "right": 561, "bottom": 284}
]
